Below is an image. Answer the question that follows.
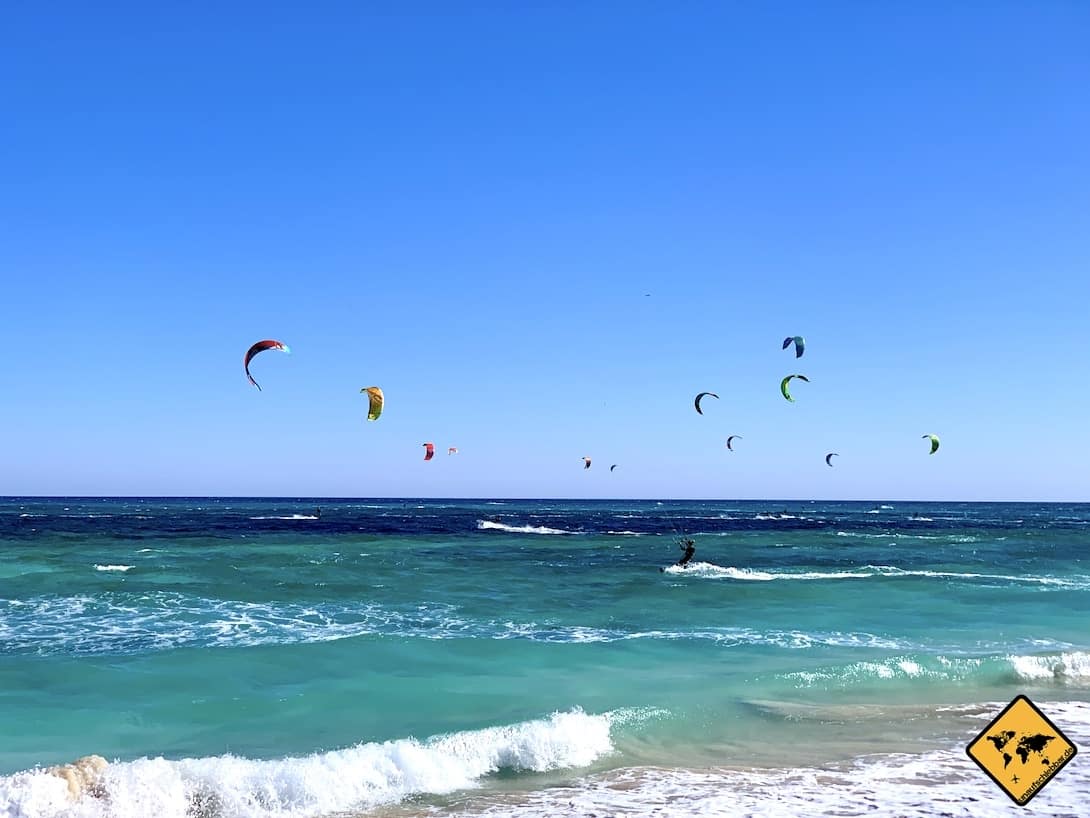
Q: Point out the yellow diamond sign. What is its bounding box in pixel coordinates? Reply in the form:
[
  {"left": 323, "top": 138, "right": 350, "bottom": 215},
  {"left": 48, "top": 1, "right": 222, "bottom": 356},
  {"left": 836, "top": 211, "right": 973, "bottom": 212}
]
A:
[{"left": 966, "top": 695, "right": 1077, "bottom": 805}]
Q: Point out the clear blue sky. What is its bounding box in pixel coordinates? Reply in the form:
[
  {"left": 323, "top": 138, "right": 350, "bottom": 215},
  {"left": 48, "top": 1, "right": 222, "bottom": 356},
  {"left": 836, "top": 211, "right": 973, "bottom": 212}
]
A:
[{"left": 1, "top": 2, "right": 1087, "bottom": 500}]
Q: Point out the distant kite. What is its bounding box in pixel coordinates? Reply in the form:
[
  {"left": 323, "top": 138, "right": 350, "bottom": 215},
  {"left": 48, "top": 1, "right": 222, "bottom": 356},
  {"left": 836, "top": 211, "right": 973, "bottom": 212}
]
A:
[
  {"left": 826, "top": 452, "right": 839, "bottom": 467},
  {"left": 422, "top": 442, "right": 435, "bottom": 461},
  {"left": 726, "top": 435, "right": 741, "bottom": 451},
  {"left": 448, "top": 447, "right": 458, "bottom": 455},
  {"left": 360, "top": 387, "right": 384, "bottom": 421},
  {"left": 244, "top": 340, "right": 290, "bottom": 391},
  {"left": 782, "top": 336, "right": 805, "bottom": 358},
  {"left": 780, "top": 374, "right": 810, "bottom": 402},
  {"left": 922, "top": 434, "right": 940, "bottom": 455},
  {"left": 694, "top": 392, "right": 719, "bottom": 415},
  {"left": 610, "top": 464, "right": 618, "bottom": 472},
  {"left": 582, "top": 456, "right": 592, "bottom": 470}
]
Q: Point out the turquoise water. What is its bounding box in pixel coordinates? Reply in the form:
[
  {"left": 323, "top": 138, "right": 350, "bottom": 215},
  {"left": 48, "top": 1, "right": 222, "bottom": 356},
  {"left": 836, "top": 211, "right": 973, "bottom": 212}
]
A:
[{"left": 1, "top": 498, "right": 1088, "bottom": 816}]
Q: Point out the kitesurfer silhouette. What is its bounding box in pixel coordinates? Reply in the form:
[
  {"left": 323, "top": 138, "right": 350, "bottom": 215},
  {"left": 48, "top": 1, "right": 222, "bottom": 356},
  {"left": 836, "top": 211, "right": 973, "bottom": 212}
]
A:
[{"left": 676, "top": 539, "right": 696, "bottom": 567}]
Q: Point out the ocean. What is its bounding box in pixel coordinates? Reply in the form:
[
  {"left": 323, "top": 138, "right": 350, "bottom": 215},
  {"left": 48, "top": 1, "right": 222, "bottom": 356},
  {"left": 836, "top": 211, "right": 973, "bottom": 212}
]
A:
[{"left": 1, "top": 498, "right": 1087, "bottom": 817}]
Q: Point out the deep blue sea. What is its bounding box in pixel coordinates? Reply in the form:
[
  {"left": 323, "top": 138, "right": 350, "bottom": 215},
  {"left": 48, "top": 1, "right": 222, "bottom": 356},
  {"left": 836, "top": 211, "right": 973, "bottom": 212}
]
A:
[{"left": 1, "top": 498, "right": 1088, "bottom": 817}]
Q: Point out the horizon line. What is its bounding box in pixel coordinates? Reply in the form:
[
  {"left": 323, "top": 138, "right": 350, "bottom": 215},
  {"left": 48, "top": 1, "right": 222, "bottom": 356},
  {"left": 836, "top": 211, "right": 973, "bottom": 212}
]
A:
[{"left": 3, "top": 495, "right": 1088, "bottom": 504}]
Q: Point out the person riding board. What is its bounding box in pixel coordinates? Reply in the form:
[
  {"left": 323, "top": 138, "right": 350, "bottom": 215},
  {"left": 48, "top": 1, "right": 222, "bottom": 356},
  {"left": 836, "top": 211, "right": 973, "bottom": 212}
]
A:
[{"left": 675, "top": 538, "right": 696, "bottom": 567}]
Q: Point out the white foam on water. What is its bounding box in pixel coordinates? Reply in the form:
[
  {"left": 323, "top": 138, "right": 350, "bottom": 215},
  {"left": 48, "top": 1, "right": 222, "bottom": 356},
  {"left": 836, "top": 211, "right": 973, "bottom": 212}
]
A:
[
  {"left": 867, "top": 565, "right": 1083, "bottom": 587},
  {"left": 669, "top": 562, "right": 880, "bottom": 581},
  {"left": 1009, "top": 652, "right": 1090, "bottom": 683},
  {"left": 497, "top": 621, "right": 906, "bottom": 649},
  {"left": 4, "top": 592, "right": 1085, "bottom": 660},
  {"left": 782, "top": 657, "right": 959, "bottom": 687},
  {"left": 0, "top": 595, "right": 911, "bottom": 653},
  {"left": 667, "top": 561, "right": 1086, "bottom": 588},
  {"left": 836, "top": 530, "right": 944, "bottom": 539},
  {"left": 0, "top": 708, "right": 623, "bottom": 818},
  {"left": 476, "top": 520, "right": 575, "bottom": 535},
  {"left": 444, "top": 701, "right": 1090, "bottom": 818},
  {"left": 784, "top": 652, "right": 1090, "bottom": 689},
  {"left": 92, "top": 565, "right": 133, "bottom": 572},
  {"left": 248, "top": 515, "right": 318, "bottom": 521}
]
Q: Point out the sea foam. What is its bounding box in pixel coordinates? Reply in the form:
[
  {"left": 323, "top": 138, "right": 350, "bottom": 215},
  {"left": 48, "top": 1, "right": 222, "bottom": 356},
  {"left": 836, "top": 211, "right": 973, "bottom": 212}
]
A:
[
  {"left": 783, "top": 651, "right": 1090, "bottom": 688},
  {"left": 663, "top": 562, "right": 1085, "bottom": 588},
  {"left": 476, "top": 520, "right": 575, "bottom": 535},
  {"left": 0, "top": 708, "right": 618, "bottom": 818},
  {"left": 434, "top": 701, "right": 1090, "bottom": 817}
]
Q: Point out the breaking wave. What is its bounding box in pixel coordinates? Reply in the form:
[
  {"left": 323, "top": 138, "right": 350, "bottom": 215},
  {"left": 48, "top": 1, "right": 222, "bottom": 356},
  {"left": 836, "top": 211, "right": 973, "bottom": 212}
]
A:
[
  {"left": 782, "top": 651, "right": 1090, "bottom": 688},
  {"left": 477, "top": 521, "right": 576, "bottom": 535},
  {"left": 0, "top": 708, "right": 633, "bottom": 818}
]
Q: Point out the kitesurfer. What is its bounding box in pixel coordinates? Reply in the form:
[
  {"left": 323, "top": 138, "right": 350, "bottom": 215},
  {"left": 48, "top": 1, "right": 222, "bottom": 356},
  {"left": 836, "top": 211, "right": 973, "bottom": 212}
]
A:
[{"left": 675, "top": 539, "right": 696, "bottom": 567}]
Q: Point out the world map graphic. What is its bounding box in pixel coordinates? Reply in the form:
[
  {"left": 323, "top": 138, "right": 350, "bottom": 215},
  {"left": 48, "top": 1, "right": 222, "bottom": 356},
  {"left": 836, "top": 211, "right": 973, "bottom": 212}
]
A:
[{"left": 985, "top": 730, "right": 1056, "bottom": 768}]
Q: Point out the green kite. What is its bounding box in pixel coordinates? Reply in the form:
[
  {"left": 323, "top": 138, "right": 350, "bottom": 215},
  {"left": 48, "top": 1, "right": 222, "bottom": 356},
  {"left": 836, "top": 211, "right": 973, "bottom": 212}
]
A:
[{"left": 780, "top": 374, "right": 809, "bottom": 402}]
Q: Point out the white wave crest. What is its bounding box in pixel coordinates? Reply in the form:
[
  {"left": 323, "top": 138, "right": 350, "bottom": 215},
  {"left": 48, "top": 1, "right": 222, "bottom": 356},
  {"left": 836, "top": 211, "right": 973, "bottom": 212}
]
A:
[
  {"left": 785, "top": 652, "right": 1090, "bottom": 689},
  {"left": 0, "top": 709, "right": 617, "bottom": 818},
  {"left": 835, "top": 531, "right": 943, "bottom": 539},
  {"left": 477, "top": 520, "right": 575, "bottom": 535},
  {"left": 93, "top": 565, "right": 133, "bottom": 573},
  {"left": 784, "top": 656, "right": 987, "bottom": 687},
  {"left": 1008, "top": 651, "right": 1090, "bottom": 683},
  {"left": 248, "top": 515, "right": 318, "bottom": 521}
]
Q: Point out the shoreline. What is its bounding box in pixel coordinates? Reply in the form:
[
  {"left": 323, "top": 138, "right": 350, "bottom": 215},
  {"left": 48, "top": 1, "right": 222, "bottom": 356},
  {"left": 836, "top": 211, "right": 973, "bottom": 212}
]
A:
[{"left": 3, "top": 699, "right": 1087, "bottom": 817}]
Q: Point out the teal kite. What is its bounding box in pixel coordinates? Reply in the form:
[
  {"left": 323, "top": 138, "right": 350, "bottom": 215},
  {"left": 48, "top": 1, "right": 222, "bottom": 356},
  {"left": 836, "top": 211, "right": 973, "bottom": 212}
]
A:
[{"left": 782, "top": 336, "right": 805, "bottom": 358}]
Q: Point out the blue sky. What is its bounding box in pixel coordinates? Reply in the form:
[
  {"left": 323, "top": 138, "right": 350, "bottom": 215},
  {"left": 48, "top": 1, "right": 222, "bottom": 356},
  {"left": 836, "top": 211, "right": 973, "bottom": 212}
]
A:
[{"left": 1, "top": 2, "right": 1087, "bottom": 500}]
